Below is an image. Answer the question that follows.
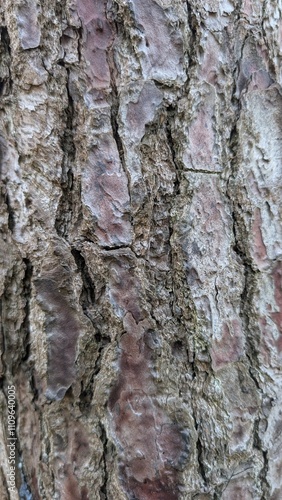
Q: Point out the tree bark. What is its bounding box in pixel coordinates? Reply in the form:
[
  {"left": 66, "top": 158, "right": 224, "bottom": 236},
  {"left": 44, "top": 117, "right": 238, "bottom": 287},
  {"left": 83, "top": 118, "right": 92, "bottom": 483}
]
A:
[{"left": 1, "top": 0, "right": 282, "bottom": 499}]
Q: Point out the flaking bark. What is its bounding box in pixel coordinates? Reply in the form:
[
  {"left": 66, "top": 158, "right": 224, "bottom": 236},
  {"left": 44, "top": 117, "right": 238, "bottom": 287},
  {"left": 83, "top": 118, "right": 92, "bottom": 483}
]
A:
[{"left": 1, "top": 0, "right": 282, "bottom": 499}]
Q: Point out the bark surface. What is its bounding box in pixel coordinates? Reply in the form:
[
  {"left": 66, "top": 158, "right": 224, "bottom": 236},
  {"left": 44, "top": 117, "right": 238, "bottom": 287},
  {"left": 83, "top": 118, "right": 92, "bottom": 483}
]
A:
[{"left": 0, "top": 0, "right": 282, "bottom": 499}]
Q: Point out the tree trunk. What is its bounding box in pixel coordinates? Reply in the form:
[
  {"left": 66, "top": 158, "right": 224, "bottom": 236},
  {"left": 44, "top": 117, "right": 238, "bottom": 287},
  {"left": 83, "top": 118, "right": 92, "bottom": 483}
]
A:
[{"left": 1, "top": 0, "right": 282, "bottom": 498}]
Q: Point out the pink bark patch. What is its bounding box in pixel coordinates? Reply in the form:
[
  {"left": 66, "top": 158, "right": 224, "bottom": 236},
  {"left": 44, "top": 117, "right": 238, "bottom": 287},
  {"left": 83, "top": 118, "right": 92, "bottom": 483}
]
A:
[
  {"left": 185, "top": 106, "right": 216, "bottom": 171},
  {"left": 109, "top": 318, "right": 188, "bottom": 499},
  {"left": 108, "top": 260, "right": 188, "bottom": 499},
  {"left": 237, "top": 39, "right": 272, "bottom": 94},
  {"left": 229, "top": 417, "right": 253, "bottom": 452},
  {"left": 54, "top": 424, "right": 90, "bottom": 499},
  {"left": 259, "top": 316, "right": 272, "bottom": 366},
  {"left": 108, "top": 260, "right": 143, "bottom": 322},
  {"left": 211, "top": 320, "right": 245, "bottom": 370},
  {"left": 131, "top": 0, "right": 184, "bottom": 81},
  {"left": 126, "top": 82, "right": 163, "bottom": 142},
  {"left": 271, "top": 262, "right": 282, "bottom": 352},
  {"left": 247, "top": 69, "right": 272, "bottom": 92},
  {"left": 200, "top": 34, "right": 221, "bottom": 86},
  {"left": 251, "top": 207, "right": 267, "bottom": 269},
  {"left": 82, "top": 134, "right": 132, "bottom": 247},
  {"left": 221, "top": 474, "right": 254, "bottom": 500},
  {"left": 60, "top": 464, "right": 81, "bottom": 500},
  {"left": 76, "top": 0, "right": 114, "bottom": 88},
  {"left": 17, "top": 1, "right": 41, "bottom": 49},
  {"left": 241, "top": 0, "right": 253, "bottom": 17},
  {"left": 258, "top": 264, "right": 282, "bottom": 364},
  {"left": 35, "top": 277, "right": 81, "bottom": 401}
]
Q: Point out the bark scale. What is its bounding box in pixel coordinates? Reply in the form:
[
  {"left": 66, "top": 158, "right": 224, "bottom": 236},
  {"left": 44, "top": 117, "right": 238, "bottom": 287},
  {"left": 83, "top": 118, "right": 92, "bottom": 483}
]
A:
[{"left": 0, "top": 0, "right": 282, "bottom": 499}]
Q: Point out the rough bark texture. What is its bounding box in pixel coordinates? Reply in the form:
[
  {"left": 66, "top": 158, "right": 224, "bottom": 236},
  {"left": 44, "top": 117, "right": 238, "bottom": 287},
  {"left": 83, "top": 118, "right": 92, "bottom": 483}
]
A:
[{"left": 1, "top": 0, "right": 282, "bottom": 499}]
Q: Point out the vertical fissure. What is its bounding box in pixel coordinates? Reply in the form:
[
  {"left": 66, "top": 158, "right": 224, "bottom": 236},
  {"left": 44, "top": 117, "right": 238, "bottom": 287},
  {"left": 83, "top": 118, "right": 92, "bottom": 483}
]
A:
[
  {"left": 0, "top": 26, "right": 12, "bottom": 96},
  {"left": 71, "top": 248, "right": 110, "bottom": 414},
  {"left": 5, "top": 191, "right": 15, "bottom": 234},
  {"left": 226, "top": 103, "right": 270, "bottom": 498},
  {"left": 71, "top": 248, "right": 96, "bottom": 316},
  {"left": 191, "top": 402, "right": 208, "bottom": 491},
  {"left": 165, "top": 104, "right": 181, "bottom": 196},
  {"left": 99, "top": 422, "right": 109, "bottom": 500},
  {"left": 21, "top": 259, "right": 33, "bottom": 363},
  {"left": 55, "top": 69, "right": 76, "bottom": 238},
  {"left": 106, "top": 9, "right": 132, "bottom": 212}
]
